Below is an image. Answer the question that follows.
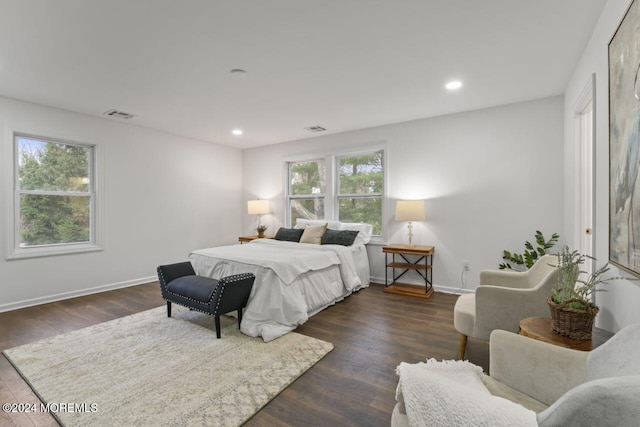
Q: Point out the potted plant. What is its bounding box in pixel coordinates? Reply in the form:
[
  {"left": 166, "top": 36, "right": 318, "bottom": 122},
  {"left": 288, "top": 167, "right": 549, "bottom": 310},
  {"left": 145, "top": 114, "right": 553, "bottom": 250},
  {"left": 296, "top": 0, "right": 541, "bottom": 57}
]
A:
[
  {"left": 256, "top": 225, "right": 268, "bottom": 238},
  {"left": 548, "top": 247, "right": 624, "bottom": 340}
]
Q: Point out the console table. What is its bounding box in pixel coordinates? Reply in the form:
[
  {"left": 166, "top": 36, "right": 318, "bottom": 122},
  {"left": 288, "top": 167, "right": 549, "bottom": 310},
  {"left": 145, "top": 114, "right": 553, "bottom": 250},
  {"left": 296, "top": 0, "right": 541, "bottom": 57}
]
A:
[{"left": 382, "top": 244, "right": 434, "bottom": 299}]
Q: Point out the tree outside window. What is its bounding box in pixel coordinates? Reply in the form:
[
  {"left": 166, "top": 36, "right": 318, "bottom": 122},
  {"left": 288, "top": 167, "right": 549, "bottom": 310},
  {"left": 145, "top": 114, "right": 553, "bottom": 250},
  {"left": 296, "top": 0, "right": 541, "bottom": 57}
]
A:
[
  {"left": 15, "top": 135, "right": 94, "bottom": 248},
  {"left": 288, "top": 159, "right": 325, "bottom": 224},
  {"left": 337, "top": 151, "right": 383, "bottom": 235}
]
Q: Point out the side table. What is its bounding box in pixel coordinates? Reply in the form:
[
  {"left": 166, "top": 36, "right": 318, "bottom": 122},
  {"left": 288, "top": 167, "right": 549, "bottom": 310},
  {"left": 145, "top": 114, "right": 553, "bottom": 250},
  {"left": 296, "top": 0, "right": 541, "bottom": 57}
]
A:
[
  {"left": 382, "top": 244, "right": 434, "bottom": 299},
  {"left": 238, "top": 235, "right": 273, "bottom": 244},
  {"left": 518, "top": 317, "right": 613, "bottom": 351}
]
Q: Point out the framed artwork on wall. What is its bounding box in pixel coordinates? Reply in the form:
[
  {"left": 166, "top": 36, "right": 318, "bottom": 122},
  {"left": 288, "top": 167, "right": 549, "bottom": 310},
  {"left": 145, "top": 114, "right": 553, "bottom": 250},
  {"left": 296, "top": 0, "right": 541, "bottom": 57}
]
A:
[{"left": 609, "top": 0, "right": 640, "bottom": 277}]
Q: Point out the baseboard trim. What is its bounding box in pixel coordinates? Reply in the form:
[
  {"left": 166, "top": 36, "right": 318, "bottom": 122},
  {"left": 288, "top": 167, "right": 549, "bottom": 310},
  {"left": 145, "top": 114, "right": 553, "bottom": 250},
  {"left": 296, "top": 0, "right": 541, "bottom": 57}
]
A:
[
  {"left": 0, "top": 276, "right": 157, "bottom": 313},
  {"left": 369, "top": 275, "right": 474, "bottom": 295}
]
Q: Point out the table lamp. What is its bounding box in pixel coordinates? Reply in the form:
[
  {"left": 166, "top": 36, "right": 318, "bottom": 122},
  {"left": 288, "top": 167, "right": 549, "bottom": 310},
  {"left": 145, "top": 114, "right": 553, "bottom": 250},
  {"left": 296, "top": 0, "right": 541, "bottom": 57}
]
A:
[
  {"left": 395, "top": 200, "right": 425, "bottom": 246},
  {"left": 247, "top": 199, "right": 270, "bottom": 236}
]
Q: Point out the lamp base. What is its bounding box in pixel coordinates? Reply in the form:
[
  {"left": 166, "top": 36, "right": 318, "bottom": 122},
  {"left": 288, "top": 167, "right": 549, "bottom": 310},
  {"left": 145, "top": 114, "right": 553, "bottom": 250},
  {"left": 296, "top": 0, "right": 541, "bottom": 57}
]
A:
[{"left": 407, "top": 221, "right": 414, "bottom": 246}]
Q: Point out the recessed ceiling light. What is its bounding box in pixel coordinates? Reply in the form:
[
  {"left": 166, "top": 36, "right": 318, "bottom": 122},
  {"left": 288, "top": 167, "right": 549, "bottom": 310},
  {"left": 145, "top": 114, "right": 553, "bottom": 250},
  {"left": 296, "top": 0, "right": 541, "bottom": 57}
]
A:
[
  {"left": 230, "top": 69, "right": 247, "bottom": 78},
  {"left": 446, "top": 81, "right": 463, "bottom": 90},
  {"left": 232, "top": 129, "right": 243, "bottom": 136}
]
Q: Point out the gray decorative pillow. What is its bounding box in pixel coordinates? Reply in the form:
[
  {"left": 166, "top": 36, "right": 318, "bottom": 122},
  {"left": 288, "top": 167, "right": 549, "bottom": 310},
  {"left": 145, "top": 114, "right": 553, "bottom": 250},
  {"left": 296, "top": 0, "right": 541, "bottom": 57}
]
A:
[
  {"left": 321, "top": 229, "right": 359, "bottom": 246},
  {"left": 274, "top": 227, "right": 304, "bottom": 242}
]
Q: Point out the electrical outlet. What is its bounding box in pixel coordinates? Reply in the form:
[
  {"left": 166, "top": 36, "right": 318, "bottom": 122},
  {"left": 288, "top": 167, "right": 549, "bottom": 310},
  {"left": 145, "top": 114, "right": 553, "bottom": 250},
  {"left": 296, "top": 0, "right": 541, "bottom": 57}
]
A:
[{"left": 463, "top": 260, "right": 471, "bottom": 271}]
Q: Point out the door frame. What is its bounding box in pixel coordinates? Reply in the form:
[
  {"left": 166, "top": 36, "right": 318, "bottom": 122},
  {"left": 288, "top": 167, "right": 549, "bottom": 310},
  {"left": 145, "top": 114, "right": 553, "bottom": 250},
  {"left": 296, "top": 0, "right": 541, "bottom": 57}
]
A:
[{"left": 573, "top": 73, "right": 596, "bottom": 275}]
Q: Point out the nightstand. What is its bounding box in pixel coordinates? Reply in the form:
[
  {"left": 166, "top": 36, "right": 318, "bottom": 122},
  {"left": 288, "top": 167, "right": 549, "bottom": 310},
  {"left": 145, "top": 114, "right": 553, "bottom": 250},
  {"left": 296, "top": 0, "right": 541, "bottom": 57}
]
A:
[
  {"left": 238, "top": 235, "right": 273, "bottom": 244},
  {"left": 382, "top": 244, "right": 434, "bottom": 299}
]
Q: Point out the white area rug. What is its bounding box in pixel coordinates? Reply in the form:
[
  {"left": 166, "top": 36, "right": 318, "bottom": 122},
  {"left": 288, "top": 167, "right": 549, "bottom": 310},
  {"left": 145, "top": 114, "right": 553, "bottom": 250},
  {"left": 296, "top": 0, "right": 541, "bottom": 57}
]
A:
[{"left": 3, "top": 306, "right": 333, "bottom": 426}]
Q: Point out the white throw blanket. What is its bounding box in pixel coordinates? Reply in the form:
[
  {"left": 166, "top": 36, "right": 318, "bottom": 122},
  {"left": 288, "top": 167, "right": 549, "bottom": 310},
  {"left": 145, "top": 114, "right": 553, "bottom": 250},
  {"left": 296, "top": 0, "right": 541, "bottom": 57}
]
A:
[
  {"left": 190, "top": 240, "right": 339, "bottom": 285},
  {"left": 191, "top": 239, "right": 361, "bottom": 289},
  {"left": 396, "top": 359, "right": 537, "bottom": 427},
  {"left": 252, "top": 239, "right": 362, "bottom": 290}
]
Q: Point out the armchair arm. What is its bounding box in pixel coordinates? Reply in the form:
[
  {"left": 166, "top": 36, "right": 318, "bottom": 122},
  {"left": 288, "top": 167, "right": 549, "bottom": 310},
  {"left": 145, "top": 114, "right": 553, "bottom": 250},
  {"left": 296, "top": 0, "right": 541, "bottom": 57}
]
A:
[
  {"left": 490, "top": 330, "right": 587, "bottom": 406},
  {"left": 479, "top": 270, "right": 530, "bottom": 289},
  {"left": 473, "top": 285, "right": 552, "bottom": 340}
]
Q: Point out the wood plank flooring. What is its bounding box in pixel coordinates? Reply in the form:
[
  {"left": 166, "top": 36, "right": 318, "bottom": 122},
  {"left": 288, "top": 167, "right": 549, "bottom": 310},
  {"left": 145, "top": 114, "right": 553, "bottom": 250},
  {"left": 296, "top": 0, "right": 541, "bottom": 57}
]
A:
[{"left": 0, "top": 283, "right": 489, "bottom": 426}]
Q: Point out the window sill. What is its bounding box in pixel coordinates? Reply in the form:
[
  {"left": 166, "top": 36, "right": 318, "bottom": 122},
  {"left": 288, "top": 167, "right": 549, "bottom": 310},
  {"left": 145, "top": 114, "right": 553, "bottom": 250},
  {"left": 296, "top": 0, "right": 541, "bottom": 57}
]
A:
[
  {"left": 6, "top": 243, "right": 103, "bottom": 260},
  {"left": 367, "top": 237, "right": 388, "bottom": 246}
]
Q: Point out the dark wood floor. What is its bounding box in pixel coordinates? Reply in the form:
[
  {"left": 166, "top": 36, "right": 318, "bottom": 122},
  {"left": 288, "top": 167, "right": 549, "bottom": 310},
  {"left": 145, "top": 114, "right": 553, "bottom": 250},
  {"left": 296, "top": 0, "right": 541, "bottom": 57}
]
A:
[{"left": 0, "top": 283, "right": 489, "bottom": 426}]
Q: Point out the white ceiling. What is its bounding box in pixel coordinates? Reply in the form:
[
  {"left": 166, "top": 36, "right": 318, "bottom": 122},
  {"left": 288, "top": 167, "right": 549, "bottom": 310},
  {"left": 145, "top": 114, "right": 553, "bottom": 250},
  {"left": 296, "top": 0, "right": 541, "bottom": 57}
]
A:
[{"left": 0, "top": 1, "right": 607, "bottom": 149}]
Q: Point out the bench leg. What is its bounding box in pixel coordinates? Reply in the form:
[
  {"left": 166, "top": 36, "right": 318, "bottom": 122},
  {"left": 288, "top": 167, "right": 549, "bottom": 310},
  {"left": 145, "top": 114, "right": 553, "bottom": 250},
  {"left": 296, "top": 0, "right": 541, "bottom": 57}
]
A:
[
  {"left": 167, "top": 301, "right": 172, "bottom": 318},
  {"left": 237, "top": 308, "right": 243, "bottom": 329},
  {"left": 214, "top": 315, "right": 221, "bottom": 339}
]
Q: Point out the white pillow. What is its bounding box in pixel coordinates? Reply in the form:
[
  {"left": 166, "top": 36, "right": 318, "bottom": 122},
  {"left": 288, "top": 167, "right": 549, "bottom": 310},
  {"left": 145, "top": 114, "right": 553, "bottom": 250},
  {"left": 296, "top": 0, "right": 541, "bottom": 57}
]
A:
[
  {"left": 299, "top": 223, "right": 327, "bottom": 244},
  {"left": 339, "top": 222, "right": 373, "bottom": 245},
  {"left": 295, "top": 219, "right": 341, "bottom": 230}
]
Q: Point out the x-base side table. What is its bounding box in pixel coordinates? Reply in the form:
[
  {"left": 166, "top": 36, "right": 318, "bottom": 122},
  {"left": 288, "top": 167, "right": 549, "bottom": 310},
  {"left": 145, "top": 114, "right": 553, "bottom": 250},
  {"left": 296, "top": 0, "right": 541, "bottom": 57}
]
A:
[{"left": 382, "top": 244, "right": 434, "bottom": 299}]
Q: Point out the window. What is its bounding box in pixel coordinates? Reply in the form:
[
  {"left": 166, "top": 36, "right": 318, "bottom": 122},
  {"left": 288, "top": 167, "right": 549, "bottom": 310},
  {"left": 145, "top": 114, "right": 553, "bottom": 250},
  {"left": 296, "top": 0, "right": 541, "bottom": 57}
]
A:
[
  {"left": 287, "top": 159, "right": 326, "bottom": 224},
  {"left": 336, "top": 151, "right": 383, "bottom": 235},
  {"left": 286, "top": 148, "right": 385, "bottom": 238},
  {"left": 10, "top": 133, "right": 99, "bottom": 258}
]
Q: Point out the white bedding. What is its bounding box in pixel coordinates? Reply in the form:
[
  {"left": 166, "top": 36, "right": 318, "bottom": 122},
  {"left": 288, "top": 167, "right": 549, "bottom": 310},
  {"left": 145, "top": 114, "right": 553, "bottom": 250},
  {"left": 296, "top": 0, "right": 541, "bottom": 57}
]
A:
[{"left": 188, "top": 239, "right": 369, "bottom": 341}]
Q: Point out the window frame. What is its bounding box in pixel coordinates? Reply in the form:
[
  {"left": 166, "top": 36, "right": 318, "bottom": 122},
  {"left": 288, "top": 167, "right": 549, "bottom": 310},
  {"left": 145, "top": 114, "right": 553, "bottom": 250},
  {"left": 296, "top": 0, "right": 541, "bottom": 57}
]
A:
[
  {"left": 286, "top": 158, "right": 327, "bottom": 225},
  {"left": 6, "top": 129, "right": 103, "bottom": 260},
  {"left": 335, "top": 149, "right": 384, "bottom": 236},
  {"left": 284, "top": 146, "right": 386, "bottom": 242}
]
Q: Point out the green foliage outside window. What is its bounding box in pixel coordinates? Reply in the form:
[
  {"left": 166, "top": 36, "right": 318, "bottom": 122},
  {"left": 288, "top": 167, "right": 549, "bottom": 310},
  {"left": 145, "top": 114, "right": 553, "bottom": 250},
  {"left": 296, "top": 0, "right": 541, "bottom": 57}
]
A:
[
  {"left": 17, "top": 136, "right": 92, "bottom": 247},
  {"left": 337, "top": 152, "right": 383, "bottom": 234},
  {"left": 287, "top": 152, "right": 384, "bottom": 235},
  {"left": 289, "top": 160, "right": 325, "bottom": 222}
]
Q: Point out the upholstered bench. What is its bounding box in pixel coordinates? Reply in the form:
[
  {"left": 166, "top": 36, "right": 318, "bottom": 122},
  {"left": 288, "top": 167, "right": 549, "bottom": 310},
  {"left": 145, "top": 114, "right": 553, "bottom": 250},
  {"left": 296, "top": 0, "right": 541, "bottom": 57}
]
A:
[{"left": 157, "top": 261, "right": 255, "bottom": 338}]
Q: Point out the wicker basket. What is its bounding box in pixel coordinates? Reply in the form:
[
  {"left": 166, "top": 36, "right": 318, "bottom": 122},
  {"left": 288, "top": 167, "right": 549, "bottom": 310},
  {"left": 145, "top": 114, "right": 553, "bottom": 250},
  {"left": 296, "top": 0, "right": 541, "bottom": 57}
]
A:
[{"left": 547, "top": 297, "right": 599, "bottom": 340}]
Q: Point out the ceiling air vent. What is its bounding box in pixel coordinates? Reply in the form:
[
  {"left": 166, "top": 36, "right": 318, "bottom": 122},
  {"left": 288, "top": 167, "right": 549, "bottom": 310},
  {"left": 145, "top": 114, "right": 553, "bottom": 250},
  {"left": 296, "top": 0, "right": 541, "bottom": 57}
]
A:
[
  {"left": 304, "top": 125, "right": 326, "bottom": 132},
  {"left": 104, "top": 109, "right": 135, "bottom": 120}
]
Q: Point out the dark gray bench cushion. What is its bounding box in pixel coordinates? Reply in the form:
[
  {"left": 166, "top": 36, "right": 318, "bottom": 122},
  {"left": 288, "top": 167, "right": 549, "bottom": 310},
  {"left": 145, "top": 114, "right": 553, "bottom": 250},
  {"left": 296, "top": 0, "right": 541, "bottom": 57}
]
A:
[{"left": 166, "top": 275, "right": 218, "bottom": 303}]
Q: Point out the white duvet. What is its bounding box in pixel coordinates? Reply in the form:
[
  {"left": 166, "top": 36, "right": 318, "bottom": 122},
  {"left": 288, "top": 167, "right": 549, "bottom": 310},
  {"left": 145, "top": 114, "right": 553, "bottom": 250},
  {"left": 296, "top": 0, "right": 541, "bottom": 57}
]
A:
[{"left": 188, "top": 239, "right": 366, "bottom": 341}]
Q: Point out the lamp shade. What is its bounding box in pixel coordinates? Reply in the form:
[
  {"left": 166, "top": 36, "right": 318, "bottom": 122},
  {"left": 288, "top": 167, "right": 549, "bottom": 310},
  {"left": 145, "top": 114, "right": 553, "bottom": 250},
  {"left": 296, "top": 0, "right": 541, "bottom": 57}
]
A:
[
  {"left": 395, "top": 200, "right": 425, "bottom": 222},
  {"left": 247, "top": 199, "right": 270, "bottom": 215}
]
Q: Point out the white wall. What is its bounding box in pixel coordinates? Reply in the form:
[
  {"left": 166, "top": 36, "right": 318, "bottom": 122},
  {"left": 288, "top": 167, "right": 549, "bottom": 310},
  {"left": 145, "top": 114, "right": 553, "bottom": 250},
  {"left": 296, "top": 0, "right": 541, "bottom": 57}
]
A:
[
  {"left": 564, "top": 0, "right": 640, "bottom": 332},
  {"left": 243, "top": 96, "right": 565, "bottom": 292},
  {"left": 0, "top": 96, "right": 243, "bottom": 311}
]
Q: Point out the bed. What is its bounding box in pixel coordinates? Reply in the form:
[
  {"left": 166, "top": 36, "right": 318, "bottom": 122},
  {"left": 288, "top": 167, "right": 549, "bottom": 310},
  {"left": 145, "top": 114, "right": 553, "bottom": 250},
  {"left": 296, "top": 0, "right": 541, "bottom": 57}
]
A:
[{"left": 188, "top": 221, "right": 371, "bottom": 341}]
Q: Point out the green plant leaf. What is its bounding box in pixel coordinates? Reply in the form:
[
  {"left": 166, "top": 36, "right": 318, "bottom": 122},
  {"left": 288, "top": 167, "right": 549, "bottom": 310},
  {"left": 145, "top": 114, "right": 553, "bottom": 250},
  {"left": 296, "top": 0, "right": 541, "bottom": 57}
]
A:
[{"left": 499, "top": 230, "right": 560, "bottom": 270}]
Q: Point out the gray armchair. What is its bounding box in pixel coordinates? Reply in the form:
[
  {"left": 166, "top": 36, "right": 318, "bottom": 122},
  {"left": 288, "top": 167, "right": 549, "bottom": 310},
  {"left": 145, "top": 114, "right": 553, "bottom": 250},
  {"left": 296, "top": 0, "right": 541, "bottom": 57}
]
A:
[
  {"left": 392, "top": 323, "right": 640, "bottom": 427},
  {"left": 454, "top": 254, "right": 558, "bottom": 359}
]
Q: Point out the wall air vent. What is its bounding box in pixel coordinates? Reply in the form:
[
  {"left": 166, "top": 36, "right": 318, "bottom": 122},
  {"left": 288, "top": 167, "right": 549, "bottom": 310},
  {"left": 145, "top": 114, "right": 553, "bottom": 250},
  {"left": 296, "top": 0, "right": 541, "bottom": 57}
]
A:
[
  {"left": 104, "top": 109, "right": 135, "bottom": 119},
  {"left": 304, "top": 125, "right": 326, "bottom": 132}
]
